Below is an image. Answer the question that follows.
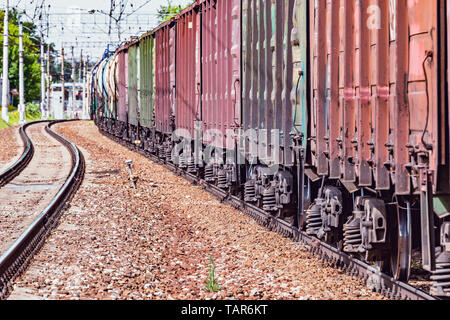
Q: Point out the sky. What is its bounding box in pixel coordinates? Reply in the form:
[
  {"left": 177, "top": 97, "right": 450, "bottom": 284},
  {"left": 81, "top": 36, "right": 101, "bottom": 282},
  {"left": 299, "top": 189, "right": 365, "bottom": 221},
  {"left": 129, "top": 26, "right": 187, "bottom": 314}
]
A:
[{"left": 9, "top": 0, "right": 192, "bottom": 60}]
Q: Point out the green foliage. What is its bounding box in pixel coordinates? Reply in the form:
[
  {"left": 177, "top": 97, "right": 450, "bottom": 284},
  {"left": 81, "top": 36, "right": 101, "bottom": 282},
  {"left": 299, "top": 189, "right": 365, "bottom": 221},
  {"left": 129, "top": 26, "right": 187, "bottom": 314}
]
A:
[
  {"left": 0, "top": 118, "right": 10, "bottom": 129},
  {"left": 0, "top": 9, "right": 42, "bottom": 105},
  {"left": 25, "top": 102, "right": 40, "bottom": 117},
  {"left": 205, "top": 255, "right": 220, "bottom": 292},
  {"left": 0, "top": 103, "right": 41, "bottom": 130},
  {"left": 156, "top": 1, "right": 194, "bottom": 24},
  {"left": 5, "top": 108, "right": 41, "bottom": 127}
]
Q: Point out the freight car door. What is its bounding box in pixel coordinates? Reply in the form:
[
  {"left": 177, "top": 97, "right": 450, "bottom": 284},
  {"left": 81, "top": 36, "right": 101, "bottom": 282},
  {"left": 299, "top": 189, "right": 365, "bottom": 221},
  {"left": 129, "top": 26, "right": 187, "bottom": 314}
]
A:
[
  {"left": 128, "top": 45, "right": 139, "bottom": 126},
  {"left": 201, "top": 0, "right": 241, "bottom": 150},
  {"left": 176, "top": 7, "right": 200, "bottom": 139},
  {"left": 139, "top": 35, "right": 155, "bottom": 128}
]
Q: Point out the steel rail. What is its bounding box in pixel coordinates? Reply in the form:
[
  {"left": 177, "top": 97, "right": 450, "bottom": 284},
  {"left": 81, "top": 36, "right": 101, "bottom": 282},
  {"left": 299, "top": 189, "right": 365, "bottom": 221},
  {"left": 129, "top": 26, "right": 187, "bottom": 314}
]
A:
[
  {"left": 0, "top": 121, "right": 39, "bottom": 188},
  {"left": 100, "top": 128, "right": 438, "bottom": 301},
  {"left": 0, "top": 120, "right": 85, "bottom": 300}
]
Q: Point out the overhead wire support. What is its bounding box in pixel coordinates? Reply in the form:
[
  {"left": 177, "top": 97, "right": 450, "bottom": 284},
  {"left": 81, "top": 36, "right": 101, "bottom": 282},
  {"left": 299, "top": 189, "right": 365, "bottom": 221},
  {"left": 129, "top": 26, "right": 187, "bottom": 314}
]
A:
[
  {"left": 18, "top": 17, "right": 25, "bottom": 124},
  {"left": 2, "top": 0, "right": 10, "bottom": 122}
]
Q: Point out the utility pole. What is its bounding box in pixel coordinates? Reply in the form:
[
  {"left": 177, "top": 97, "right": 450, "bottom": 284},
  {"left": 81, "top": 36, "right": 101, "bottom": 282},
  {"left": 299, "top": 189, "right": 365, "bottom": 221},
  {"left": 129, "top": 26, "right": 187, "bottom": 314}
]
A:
[
  {"left": 79, "top": 49, "right": 83, "bottom": 84},
  {"left": 71, "top": 46, "right": 75, "bottom": 119},
  {"left": 61, "top": 47, "right": 65, "bottom": 119},
  {"left": 2, "top": 0, "right": 9, "bottom": 122},
  {"left": 40, "top": 24, "right": 46, "bottom": 119},
  {"left": 46, "top": 43, "right": 51, "bottom": 119},
  {"left": 82, "top": 55, "right": 89, "bottom": 120},
  {"left": 18, "top": 18, "right": 25, "bottom": 124}
]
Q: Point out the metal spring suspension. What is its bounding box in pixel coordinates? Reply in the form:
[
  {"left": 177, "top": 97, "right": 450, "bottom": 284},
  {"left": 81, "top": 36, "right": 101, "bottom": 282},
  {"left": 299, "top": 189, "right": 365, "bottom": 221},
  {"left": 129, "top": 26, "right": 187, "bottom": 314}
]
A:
[
  {"left": 165, "top": 147, "right": 172, "bottom": 162},
  {"left": 430, "top": 263, "right": 450, "bottom": 296},
  {"left": 178, "top": 153, "right": 187, "bottom": 168},
  {"left": 244, "top": 181, "right": 256, "bottom": 202},
  {"left": 262, "top": 187, "right": 276, "bottom": 211},
  {"left": 148, "top": 141, "right": 155, "bottom": 153},
  {"left": 158, "top": 144, "right": 165, "bottom": 159},
  {"left": 217, "top": 169, "right": 228, "bottom": 189},
  {"left": 343, "top": 221, "right": 362, "bottom": 251},
  {"left": 187, "top": 157, "right": 196, "bottom": 173},
  {"left": 305, "top": 204, "right": 322, "bottom": 235},
  {"left": 205, "top": 165, "right": 215, "bottom": 182}
]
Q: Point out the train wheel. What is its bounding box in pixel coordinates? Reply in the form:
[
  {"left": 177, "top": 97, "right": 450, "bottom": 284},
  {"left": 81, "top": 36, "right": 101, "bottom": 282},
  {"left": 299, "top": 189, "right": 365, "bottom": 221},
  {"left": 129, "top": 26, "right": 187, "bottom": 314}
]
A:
[{"left": 390, "top": 202, "right": 412, "bottom": 281}]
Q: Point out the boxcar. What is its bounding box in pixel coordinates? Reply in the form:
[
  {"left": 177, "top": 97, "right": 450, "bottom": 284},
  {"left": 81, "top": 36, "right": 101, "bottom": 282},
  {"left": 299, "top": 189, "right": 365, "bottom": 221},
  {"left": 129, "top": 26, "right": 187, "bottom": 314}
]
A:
[
  {"left": 175, "top": 2, "right": 201, "bottom": 141},
  {"left": 139, "top": 31, "right": 155, "bottom": 129},
  {"left": 128, "top": 42, "right": 140, "bottom": 127},
  {"left": 116, "top": 48, "right": 129, "bottom": 124},
  {"left": 154, "top": 20, "right": 177, "bottom": 139}
]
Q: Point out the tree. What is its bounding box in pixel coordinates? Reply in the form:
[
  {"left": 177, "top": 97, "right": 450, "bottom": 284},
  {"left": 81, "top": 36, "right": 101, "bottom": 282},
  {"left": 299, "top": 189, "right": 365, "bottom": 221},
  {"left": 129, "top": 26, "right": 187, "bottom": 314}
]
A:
[
  {"left": 156, "top": 1, "right": 194, "bottom": 24},
  {"left": 0, "top": 9, "right": 42, "bottom": 105}
]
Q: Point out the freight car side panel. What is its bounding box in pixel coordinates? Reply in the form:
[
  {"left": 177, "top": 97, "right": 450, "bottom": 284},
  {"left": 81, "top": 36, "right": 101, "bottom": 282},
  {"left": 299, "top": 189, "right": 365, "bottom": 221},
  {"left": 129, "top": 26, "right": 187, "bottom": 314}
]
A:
[
  {"left": 139, "top": 35, "right": 155, "bottom": 128},
  {"left": 176, "top": 7, "right": 200, "bottom": 138},
  {"left": 201, "top": 0, "right": 241, "bottom": 147},
  {"left": 106, "top": 56, "right": 118, "bottom": 119},
  {"left": 117, "top": 50, "right": 128, "bottom": 123},
  {"left": 155, "top": 24, "right": 176, "bottom": 135},
  {"left": 292, "top": 0, "right": 309, "bottom": 150},
  {"left": 242, "top": 0, "right": 307, "bottom": 166},
  {"left": 101, "top": 58, "right": 112, "bottom": 118},
  {"left": 128, "top": 44, "right": 139, "bottom": 126},
  {"left": 309, "top": 0, "right": 440, "bottom": 194}
]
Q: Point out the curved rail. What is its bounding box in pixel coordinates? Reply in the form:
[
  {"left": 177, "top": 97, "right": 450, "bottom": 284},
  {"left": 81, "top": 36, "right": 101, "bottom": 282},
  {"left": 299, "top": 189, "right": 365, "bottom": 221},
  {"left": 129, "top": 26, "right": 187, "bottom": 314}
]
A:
[
  {"left": 0, "top": 120, "right": 85, "bottom": 299},
  {"left": 100, "top": 127, "right": 438, "bottom": 301},
  {"left": 0, "top": 122, "right": 39, "bottom": 188}
]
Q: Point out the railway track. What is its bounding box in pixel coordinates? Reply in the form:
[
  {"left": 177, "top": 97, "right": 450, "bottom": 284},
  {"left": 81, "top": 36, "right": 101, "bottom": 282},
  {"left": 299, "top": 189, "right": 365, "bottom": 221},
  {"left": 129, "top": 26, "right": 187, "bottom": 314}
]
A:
[
  {"left": 0, "top": 121, "right": 85, "bottom": 300},
  {"left": 0, "top": 123, "right": 35, "bottom": 189},
  {"left": 100, "top": 129, "right": 438, "bottom": 301}
]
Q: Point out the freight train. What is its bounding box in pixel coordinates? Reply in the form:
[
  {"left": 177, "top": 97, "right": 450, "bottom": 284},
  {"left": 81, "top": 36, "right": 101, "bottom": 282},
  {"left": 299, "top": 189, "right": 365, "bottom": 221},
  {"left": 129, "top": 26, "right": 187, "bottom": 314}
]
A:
[{"left": 89, "top": 0, "right": 450, "bottom": 297}]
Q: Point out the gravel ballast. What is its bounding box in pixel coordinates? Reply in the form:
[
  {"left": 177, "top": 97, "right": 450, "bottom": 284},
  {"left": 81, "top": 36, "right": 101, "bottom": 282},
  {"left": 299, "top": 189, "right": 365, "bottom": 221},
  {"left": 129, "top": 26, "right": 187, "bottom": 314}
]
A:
[
  {"left": 0, "top": 126, "right": 22, "bottom": 172},
  {"left": 0, "top": 122, "right": 72, "bottom": 256},
  {"left": 9, "top": 121, "right": 385, "bottom": 300}
]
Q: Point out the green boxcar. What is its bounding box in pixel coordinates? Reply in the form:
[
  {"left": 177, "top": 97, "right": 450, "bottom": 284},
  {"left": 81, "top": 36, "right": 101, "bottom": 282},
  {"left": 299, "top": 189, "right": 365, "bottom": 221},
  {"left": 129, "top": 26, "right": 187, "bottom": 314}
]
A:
[
  {"left": 291, "top": 0, "right": 309, "bottom": 148},
  {"left": 128, "top": 44, "right": 139, "bottom": 126},
  {"left": 139, "top": 34, "right": 155, "bottom": 128}
]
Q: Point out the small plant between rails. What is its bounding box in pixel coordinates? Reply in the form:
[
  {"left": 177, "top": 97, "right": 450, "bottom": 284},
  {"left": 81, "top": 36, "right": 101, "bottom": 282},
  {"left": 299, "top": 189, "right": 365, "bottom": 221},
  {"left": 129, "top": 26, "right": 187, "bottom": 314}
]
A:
[{"left": 205, "top": 255, "right": 220, "bottom": 292}]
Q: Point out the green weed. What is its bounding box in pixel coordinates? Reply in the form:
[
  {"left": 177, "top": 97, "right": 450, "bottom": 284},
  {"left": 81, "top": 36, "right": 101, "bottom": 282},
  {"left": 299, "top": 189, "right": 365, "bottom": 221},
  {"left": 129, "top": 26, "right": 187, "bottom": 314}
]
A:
[{"left": 205, "top": 255, "right": 220, "bottom": 292}]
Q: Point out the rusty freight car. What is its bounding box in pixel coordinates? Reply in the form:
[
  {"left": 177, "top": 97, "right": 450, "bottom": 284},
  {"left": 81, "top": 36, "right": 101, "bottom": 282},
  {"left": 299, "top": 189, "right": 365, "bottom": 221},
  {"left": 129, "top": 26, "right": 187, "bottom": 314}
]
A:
[
  {"left": 91, "top": 0, "right": 450, "bottom": 297},
  {"left": 306, "top": 0, "right": 449, "bottom": 293}
]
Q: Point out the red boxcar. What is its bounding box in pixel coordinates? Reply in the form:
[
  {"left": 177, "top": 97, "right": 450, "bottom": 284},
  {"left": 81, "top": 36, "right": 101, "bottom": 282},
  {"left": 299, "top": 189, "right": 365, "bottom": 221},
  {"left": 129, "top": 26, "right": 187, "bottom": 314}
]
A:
[
  {"left": 175, "top": 2, "right": 201, "bottom": 139},
  {"left": 154, "top": 20, "right": 177, "bottom": 136},
  {"left": 201, "top": 0, "right": 241, "bottom": 147},
  {"left": 309, "top": 0, "right": 446, "bottom": 195}
]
